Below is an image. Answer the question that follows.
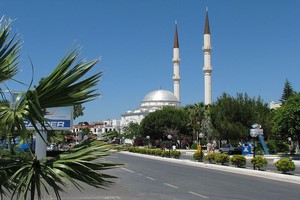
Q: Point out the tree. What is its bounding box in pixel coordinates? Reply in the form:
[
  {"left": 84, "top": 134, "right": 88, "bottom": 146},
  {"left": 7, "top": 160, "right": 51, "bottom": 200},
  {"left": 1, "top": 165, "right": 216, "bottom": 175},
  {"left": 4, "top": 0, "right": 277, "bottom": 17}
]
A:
[
  {"left": 280, "top": 79, "right": 296, "bottom": 104},
  {"left": 122, "top": 122, "right": 141, "bottom": 139},
  {"left": 272, "top": 93, "right": 300, "bottom": 153},
  {"left": 211, "top": 93, "right": 271, "bottom": 142},
  {"left": 38, "top": 78, "right": 86, "bottom": 120},
  {"left": 81, "top": 127, "right": 93, "bottom": 138},
  {"left": 0, "top": 17, "right": 120, "bottom": 200},
  {"left": 140, "top": 106, "right": 189, "bottom": 142},
  {"left": 73, "top": 104, "right": 85, "bottom": 119},
  {"left": 184, "top": 103, "right": 205, "bottom": 142}
]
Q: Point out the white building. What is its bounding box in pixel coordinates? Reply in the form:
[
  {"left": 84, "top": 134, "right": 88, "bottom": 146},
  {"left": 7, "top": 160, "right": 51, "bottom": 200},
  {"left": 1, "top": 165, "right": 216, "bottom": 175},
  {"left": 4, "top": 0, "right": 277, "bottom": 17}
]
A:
[{"left": 121, "top": 89, "right": 180, "bottom": 127}]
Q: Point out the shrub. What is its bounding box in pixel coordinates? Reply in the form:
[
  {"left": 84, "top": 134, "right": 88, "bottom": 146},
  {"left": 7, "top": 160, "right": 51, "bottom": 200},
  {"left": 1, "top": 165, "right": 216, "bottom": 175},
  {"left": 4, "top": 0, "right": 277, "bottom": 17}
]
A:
[
  {"left": 204, "top": 153, "right": 216, "bottom": 163},
  {"left": 215, "top": 153, "right": 230, "bottom": 165},
  {"left": 155, "top": 149, "right": 164, "bottom": 156},
  {"left": 193, "top": 151, "right": 204, "bottom": 161},
  {"left": 162, "top": 150, "right": 170, "bottom": 157},
  {"left": 251, "top": 156, "right": 268, "bottom": 170},
  {"left": 171, "top": 151, "right": 181, "bottom": 159},
  {"left": 274, "top": 158, "right": 296, "bottom": 173},
  {"left": 230, "top": 155, "right": 246, "bottom": 168},
  {"left": 191, "top": 143, "right": 198, "bottom": 150}
]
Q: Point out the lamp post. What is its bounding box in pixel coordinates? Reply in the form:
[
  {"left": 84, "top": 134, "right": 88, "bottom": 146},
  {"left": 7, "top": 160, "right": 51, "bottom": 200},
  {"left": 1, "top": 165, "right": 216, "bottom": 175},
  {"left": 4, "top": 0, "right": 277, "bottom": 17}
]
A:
[
  {"left": 146, "top": 135, "right": 150, "bottom": 148},
  {"left": 167, "top": 134, "right": 172, "bottom": 158},
  {"left": 198, "top": 132, "right": 204, "bottom": 162}
]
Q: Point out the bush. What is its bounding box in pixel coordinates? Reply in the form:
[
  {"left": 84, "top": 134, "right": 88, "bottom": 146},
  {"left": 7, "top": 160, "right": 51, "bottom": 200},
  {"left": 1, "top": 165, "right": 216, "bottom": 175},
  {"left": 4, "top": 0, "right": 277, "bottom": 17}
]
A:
[
  {"left": 274, "top": 158, "right": 296, "bottom": 173},
  {"left": 155, "top": 149, "right": 164, "bottom": 156},
  {"left": 193, "top": 151, "right": 204, "bottom": 161},
  {"left": 251, "top": 156, "right": 268, "bottom": 170},
  {"left": 191, "top": 143, "right": 198, "bottom": 150},
  {"left": 162, "top": 150, "right": 170, "bottom": 157},
  {"left": 171, "top": 151, "right": 181, "bottom": 159},
  {"left": 230, "top": 155, "right": 246, "bottom": 168},
  {"left": 204, "top": 153, "right": 216, "bottom": 163},
  {"left": 215, "top": 153, "right": 230, "bottom": 165}
]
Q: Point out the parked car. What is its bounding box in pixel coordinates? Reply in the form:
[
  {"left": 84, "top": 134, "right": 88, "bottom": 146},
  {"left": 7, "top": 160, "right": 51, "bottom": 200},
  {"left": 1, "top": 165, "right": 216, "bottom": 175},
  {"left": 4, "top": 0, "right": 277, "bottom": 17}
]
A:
[
  {"left": 47, "top": 143, "right": 58, "bottom": 151},
  {"left": 219, "top": 144, "right": 242, "bottom": 155}
]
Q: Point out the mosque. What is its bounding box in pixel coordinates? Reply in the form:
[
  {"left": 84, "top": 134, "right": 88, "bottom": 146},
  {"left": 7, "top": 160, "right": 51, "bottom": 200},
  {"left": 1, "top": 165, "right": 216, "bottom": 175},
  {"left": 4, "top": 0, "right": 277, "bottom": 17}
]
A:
[{"left": 120, "top": 9, "right": 213, "bottom": 127}]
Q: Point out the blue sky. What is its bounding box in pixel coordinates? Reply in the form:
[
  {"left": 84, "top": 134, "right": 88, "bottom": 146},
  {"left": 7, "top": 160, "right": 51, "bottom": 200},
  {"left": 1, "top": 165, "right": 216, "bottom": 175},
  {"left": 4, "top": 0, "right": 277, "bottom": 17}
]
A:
[{"left": 2, "top": 0, "right": 300, "bottom": 124}]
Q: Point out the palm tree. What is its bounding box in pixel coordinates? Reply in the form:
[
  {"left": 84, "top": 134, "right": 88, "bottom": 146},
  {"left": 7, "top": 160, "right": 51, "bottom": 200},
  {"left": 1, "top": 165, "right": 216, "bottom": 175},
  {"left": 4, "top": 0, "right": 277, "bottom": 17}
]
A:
[
  {"left": 0, "top": 17, "right": 121, "bottom": 200},
  {"left": 185, "top": 103, "right": 205, "bottom": 142}
]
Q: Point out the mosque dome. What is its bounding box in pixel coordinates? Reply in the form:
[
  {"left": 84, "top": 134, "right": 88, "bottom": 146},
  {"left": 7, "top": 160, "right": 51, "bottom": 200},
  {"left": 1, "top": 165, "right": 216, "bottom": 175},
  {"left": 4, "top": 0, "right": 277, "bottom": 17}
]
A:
[
  {"left": 142, "top": 89, "right": 179, "bottom": 102},
  {"left": 140, "top": 89, "right": 180, "bottom": 109}
]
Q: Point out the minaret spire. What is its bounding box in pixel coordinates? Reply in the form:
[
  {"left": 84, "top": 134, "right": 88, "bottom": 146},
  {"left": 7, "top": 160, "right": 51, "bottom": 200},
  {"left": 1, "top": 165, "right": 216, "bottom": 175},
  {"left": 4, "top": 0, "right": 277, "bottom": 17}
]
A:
[
  {"left": 204, "top": 7, "right": 210, "bottom": 34},
  {"left": 173, "top": 21, "right": 181, "bottom": 102},
  {"left": 174, "top": 21, "right": 179, "bottom": 48},
  {"left": 203, "top": 7, "right": 213, "bottom": 105}
]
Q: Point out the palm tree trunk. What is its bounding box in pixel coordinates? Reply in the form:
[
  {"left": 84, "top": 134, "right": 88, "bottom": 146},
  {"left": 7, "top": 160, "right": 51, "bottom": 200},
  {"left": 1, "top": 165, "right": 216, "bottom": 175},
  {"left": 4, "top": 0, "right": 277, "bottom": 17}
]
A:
[{"left": 30, "top": 179, "right": 35, "bottom": 200}]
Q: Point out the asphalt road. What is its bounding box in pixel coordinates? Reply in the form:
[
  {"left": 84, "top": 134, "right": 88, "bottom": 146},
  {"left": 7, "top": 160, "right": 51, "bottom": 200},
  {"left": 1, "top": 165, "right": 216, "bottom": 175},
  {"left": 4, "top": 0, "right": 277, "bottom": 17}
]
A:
[
  {"left": 104, "top": 152, "right": 300, "bottom": 200},
  {"left": 4, "top": 152, "right": 299, "bottom": 200}
]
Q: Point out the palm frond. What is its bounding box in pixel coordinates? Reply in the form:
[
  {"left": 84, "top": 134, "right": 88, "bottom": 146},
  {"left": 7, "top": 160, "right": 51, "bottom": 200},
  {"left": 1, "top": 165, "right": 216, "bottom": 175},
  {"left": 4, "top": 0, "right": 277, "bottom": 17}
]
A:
[
  {"left": 35, "top": 49, "right": 102, "bottom": 108},
  {"left": 4, "top": 139, "right": 121, "bottom": 200},
  {"left": 0, "top": 17, "right": 21, "bottom": 83}
]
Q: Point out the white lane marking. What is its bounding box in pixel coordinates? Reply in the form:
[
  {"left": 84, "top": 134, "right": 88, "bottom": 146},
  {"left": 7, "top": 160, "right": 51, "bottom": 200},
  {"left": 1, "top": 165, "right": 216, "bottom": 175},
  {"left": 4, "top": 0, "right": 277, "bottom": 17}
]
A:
[
  {"left": 163, "top": 183, "right": 179, "bottom": 189},
  {"left": 121, "top": 167, "right": 135, "bottom": 173},
  {"left": 138, "top": 173, "right": 143, "bottom": 176},
  {"left": 145, "top": 176, "right": 156, "bottom": 181},
  {"left": 189, "top": 191, "right": 209, "bottom": 199}
]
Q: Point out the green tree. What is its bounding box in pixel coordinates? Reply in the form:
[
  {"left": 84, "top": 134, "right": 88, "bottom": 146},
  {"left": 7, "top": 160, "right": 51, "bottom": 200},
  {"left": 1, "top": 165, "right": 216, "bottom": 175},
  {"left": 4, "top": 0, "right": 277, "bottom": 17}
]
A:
[
  {"left": 272, "top": 93, "right": 300, "bottom": 153},
  {"left": 184, "top": 103, "right": 205, "bottom": 142},
  {"left": 38, "top": 78, "right": 85, "bottom": 120},
  {"left": 73, "top": 104, "right": 85, "bottom": 119},
  {"left": 81, "top": 127, "right": 93, "bottom": 138},
  {"left": 0, "top": 17, "right": 120, "bottom": 200},
  {"left": 280, "top": 79, "right": 296, "bottom": 104},
  {"left": 122, "top": 122, "right": 141, "bottom": 139},
  {"left": 140, "top": 106, "right": 189, "bottom": 141},
  {"left": 211, "top": 93, "right": 271, "bottom": 141}
]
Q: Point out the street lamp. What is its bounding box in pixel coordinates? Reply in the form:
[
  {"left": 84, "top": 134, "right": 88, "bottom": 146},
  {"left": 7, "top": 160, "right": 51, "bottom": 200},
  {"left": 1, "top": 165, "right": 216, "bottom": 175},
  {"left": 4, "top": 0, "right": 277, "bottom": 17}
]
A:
[
  {"left": 146, "top": 135, "right": 150, "bottom": 148},
  {"left": 198, "top": 133, "right": 204, "bottom": 162},
  {"left": 167, "top": 134, "right": 172, "bottom": 157}
]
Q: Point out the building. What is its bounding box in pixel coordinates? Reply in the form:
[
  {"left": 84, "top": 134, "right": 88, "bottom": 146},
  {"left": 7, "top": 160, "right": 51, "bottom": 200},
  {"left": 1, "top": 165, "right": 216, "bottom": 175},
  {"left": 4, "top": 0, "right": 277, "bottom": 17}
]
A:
[
  {"left": 72, "top": 120, "right": 121, "bottom": 139},
  {"left": 120, "top": 89, "right": 180, "bottom": 127},
  {"left": 270, "top": 100, "right": 282, "bottom": 110}
]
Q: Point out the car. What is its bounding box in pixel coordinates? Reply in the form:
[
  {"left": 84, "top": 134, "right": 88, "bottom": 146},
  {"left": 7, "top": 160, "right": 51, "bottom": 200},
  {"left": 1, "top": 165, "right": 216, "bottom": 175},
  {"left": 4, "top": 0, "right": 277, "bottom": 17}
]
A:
[
  {"left": 219, "top": 144, "right": 242, "bottom": 155},
  {"left": 47, "top": 143, "right": 58, "bottom": 151}
]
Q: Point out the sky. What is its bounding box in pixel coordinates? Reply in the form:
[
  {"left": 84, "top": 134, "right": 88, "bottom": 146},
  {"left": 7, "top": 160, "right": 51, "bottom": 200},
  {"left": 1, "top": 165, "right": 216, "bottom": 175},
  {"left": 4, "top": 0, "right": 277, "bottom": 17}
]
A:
[{"left": 1, "top": 0, "right": 300, "bottom": 124}]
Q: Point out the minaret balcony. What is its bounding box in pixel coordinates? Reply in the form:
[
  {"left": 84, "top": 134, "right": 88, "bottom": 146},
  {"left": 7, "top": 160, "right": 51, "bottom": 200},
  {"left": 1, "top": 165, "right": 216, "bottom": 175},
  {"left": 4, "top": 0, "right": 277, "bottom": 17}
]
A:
[
  {"left": 172, "top": 58, "right": 181, "bottom": 62},
  {"left": 173, "top": 75, "right": 181, "bottom": 80},
  {"left": 202, "top": 46, "right": 212, "bottom": 51},
  {"left": 203, "top": 67, "right": 213, "bottom": 72}
]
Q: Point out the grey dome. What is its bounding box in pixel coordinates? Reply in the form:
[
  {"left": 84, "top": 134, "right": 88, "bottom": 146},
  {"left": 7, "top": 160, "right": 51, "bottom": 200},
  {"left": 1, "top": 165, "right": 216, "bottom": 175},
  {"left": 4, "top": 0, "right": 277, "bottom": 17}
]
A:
[{"left": 142, "top": 90, "right": 179, "bottom": 102}]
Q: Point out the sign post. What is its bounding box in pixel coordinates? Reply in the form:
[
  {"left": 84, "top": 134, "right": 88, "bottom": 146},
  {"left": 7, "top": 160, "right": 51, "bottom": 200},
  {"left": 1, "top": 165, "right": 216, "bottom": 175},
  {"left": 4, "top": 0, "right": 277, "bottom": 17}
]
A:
[{"left": 27, "top": 107, "right": 73, "bottom": 159}]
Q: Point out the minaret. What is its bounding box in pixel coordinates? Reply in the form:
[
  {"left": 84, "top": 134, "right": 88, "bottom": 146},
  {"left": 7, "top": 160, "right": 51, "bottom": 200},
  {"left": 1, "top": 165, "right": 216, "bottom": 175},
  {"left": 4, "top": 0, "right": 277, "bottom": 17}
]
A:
[
  {"left": 173, "top": 21, "right": 181, "bottom": 102},
  {"left": 203, "top": 8, "right": 213, "bottom": 105}
]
